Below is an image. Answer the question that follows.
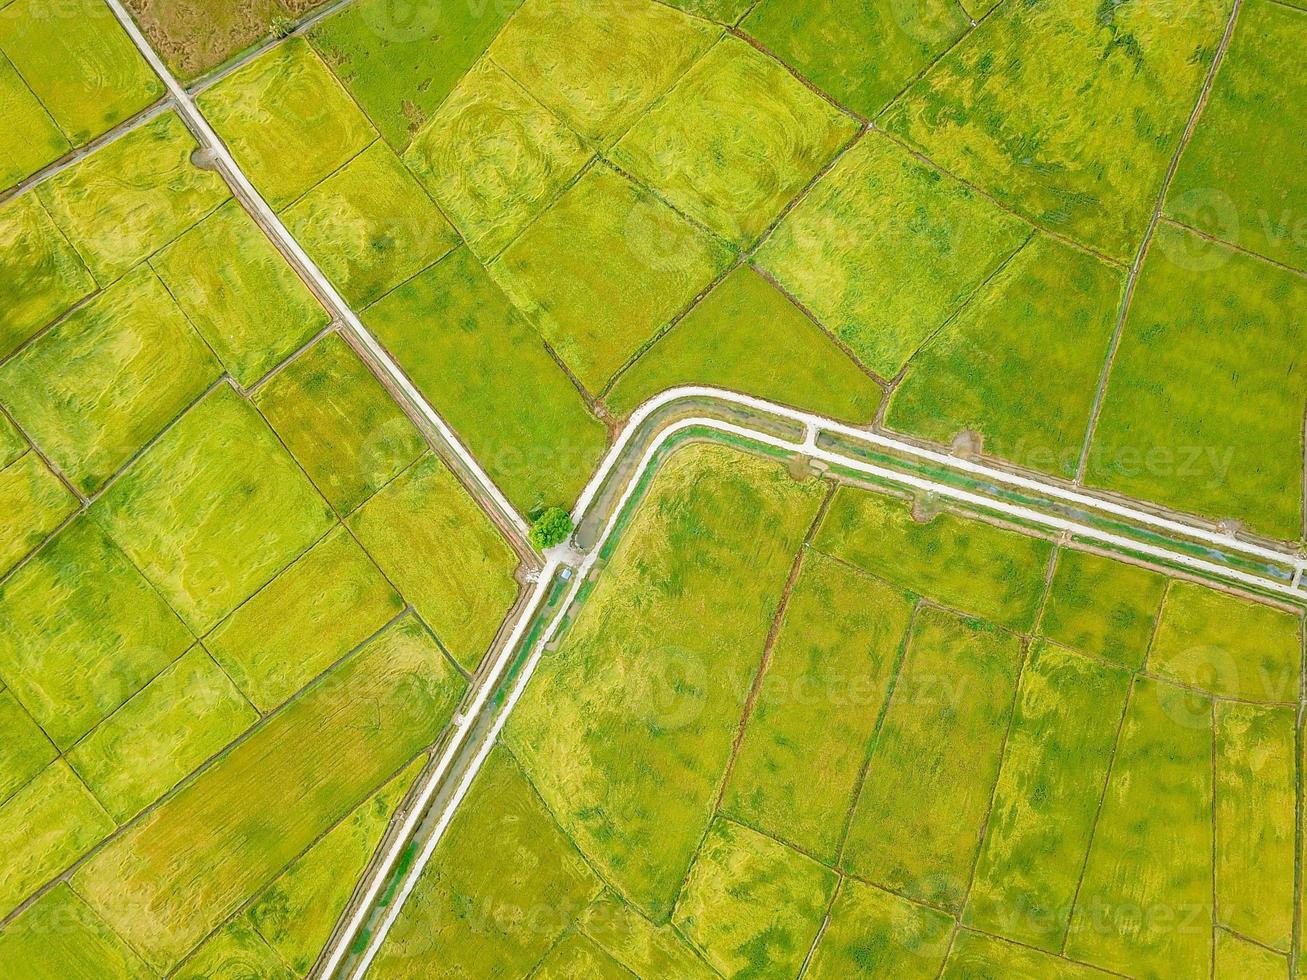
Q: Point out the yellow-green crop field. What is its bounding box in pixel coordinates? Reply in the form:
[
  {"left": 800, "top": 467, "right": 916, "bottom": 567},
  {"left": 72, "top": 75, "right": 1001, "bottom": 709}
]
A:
[
  {"left": 0, "top": 29, "right": 525, "bottom": 969},
  {"left": 2, "top": 0, "right": 1304, "bottom": 976},
  {"left": 377, "top": 441, "right": 1304, "bottom": 979}
]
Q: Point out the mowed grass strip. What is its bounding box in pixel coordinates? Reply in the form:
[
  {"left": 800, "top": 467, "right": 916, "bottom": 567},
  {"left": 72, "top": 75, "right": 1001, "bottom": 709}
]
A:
[
  {"left": 885, "top": 234, "right": 1123, "bottom": 478},
  {"left": 1148, "top": 581, "right": 1302, "bottom": 704},
  {"left": 204, "top": 525, "right": 403, "bottom": 712},
  {"left": 504, "top": 443, "right": 826, "bottom": 919},
  {"left": 0, "top": 884, "right": 151, "bottom": 979},
  {"left": 0, "top": 761, "right": 114, "bottom": 916},
  {"left": 604, "top": 264, "right": 883, "bottom": 424},
  {"left": 805, "top": 878, "right": 954, "bottom": 980},
  {"left": 814, "top": 486, "right": 1053, "bottom": 631},
  {"left": 347, "top": 452, "right": 520, "bottom": 672},
  {"left": 253, "top": 332, "right": 427, "bottom": 516},
  {"left": 1065, "top": 677, "right": 1213, "bottom": 979},
  {"left": 0, "top": 452, "right": 76, "bottom": 576},
  {"left": 0, "top": 264, "right": 221, "bottom": 495},
  {"left": 673, "top": 817, "right": 836, "bottom": 979},
  {"left": 754, "top": 131, "right": 1030, "bottom": 379},
  {"left": 842, "top": 605, "right": 1023, "bottom": 910},
  {"left": 196, "top": 39, "right": 376, "bottom": 211},
  {"left": 370, "top": 746, "right": 603, "bottom": 979},
  {"left": 363, "top": 247, "right": 609, "bottom": 514},
  {"left": 92, "top": 384, "right": 336, "bottom": 635},
  {"left": 0, "top": 193, "right": 94, "bottom": 359},
  {"left": 0, "top": 518, "right": 193, "bottom": 749},
  {"left": 66, "top": 646, "right": 257, "bottom": 824},
  {"left": 1085, "top": 226, "right": 1307, "bottom": 541},
  {"left": 577, "top": 892, "right": 717, "bottom": 979},
  {"left": 0, "top": 0, "right": 161, "bottom": 145},
  {"left": 963, "top": 641, "right": 1131, "bottom": 951},
  {"left": 36, "top": 112, "right": 230, "bottom": 284},
  {"left": 722, "top": 551, "right": 914, "bottom": 863},
  {"left": 1038, "top": 549, "right": 1167, "bottom": 670},
  {"left": 151, "top": 199, "right": 329, "bottom": 388},
  {"left": 1214, "top": 702, "right": 1295, "bottom": 951},
  {"left": 879, "top": 0, "right": 1232, "bottom": 260},
  {"left": 71, "top": 614, "right": 464, "bottom": 972},
  {"left": 246, "top": 756, "right": 425, "bottom": 976}
]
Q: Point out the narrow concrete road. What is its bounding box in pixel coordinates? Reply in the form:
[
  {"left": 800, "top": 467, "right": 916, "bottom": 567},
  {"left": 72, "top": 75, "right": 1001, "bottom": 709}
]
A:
[{"left": 330, "top": 387, "right": 1307, "bottom": 980}]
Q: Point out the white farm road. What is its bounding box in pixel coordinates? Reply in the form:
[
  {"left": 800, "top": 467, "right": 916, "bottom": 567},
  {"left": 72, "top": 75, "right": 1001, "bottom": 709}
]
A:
[
  {"left": 90, "top": 6, "right": 1307, "bottom": 977},
  {"left": 331, "top": 389, "right": 1307, "bottom": 980}
]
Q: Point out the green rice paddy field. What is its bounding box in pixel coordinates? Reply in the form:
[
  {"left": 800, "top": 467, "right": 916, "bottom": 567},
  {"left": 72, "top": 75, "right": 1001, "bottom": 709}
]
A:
[
  {"left": 1, "top": 0, "right": 1304, "bottom": 976},
  {"left": 377, "top": 441, "right": 1305, "bottom": 980}
]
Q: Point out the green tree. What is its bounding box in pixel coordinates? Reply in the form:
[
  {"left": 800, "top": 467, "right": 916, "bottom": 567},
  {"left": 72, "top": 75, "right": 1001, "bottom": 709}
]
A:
[{"left": 529, "top": 506, "right": 573, "bottom": 551}]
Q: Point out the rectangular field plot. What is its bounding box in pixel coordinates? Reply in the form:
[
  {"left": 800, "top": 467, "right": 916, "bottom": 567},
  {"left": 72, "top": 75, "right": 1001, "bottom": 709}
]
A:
[
  {"left": 805, "top": 878, "right": 953, "bottom": 979},
  {"left": 754, "top": 131, "right": 1030, "bottom": 380},
  {"left": 246, "top": 756, "right": 426, "bottom": 975},
  {"left": 490, "top": 162, "right": 733, "bottom": 395},
  {"left": 196, "top": 38, "right": 376, "bottom": 211},
  {"left": 879, "top": 0, "right": 1231, "bottom": 260},
  {"left": 0, "top": 264, "right": 221, "bottom": 495},
  {"left": 280, "top": 140, "right": 458, "bottom": 308},
  {"left": 91, "top": 384, "right": 335, "bottom": 635},
  {"left": 347, "top": 452, "right": 521, "bottom": 672},
  {"left": 502, "top": 443, "right": 825, "bottom": 920},
  {"left": 36, "top": 112, "right": 230, "bottom": 284},
  {"left": 309, "top": 0, "right": 520, "bottom": 151},
  {"left": 72, "top": 615, "right": 464, "bottom": 972},
  {"left": 363, "top": 247, "right": 609, "bottom": 514},
  {"left": 722, "top": 551, "right": 913, "bottom": 863},
  {"left": 0, "top": 884, "right": 151, "bottom": 979},
  {"left": 575, "top": 892, "right": 718, "bottom": 978},
  {"left": 1085, "top": 226, "right": 1307, "bottom": 541},
  {"left": 0, "top": 193, "right": 95, "bottom": 359},
  {"left": 0, "top": 0, "right": 161, "bottom": 146},
  {"left": 151, "top": 199, "right": 329, "bottom": 388},
  {"left": 66, "top": 645, "right": 257, "bottom": 823},
  {"left": 605, "top": 264, "right": 883, "bottom": 425},
  {"left": 204, "top": 524, "right": 403, "bottom": 712},
  {"left": 0, "top": 518, "right": 193, "bottom": 748},
  {"left": 0, "top": 451, "right": 76, "bottom": 576},
  {"left": 0, "top": 761, "right": 114, "bottom": 916},
  {"left": 376, "top": 436, "right": 1306, "bottom": 979},
  {"left": 674, "top": 817, "right": 836, "bottom": 979},
  {"left": 813, "top": 484, "right": 1052, "bottom": 630},
  {"left": 842, "top": 605, "right": 1023, "bottom": 911},
  {"left": 402, "top": 59, "right": 590, "bottom": 259},
  {"left": 0, "top": 51, "right": 67, "bottom": 190},
  {"left": 172, "top": 915, "right": 290, "bottom": 980},
  {"left": 252, "top": 332, "right": 426, "bottom": 516},
  {"left": 369, "top": 746, "right": 603, "bottom": 979}
]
